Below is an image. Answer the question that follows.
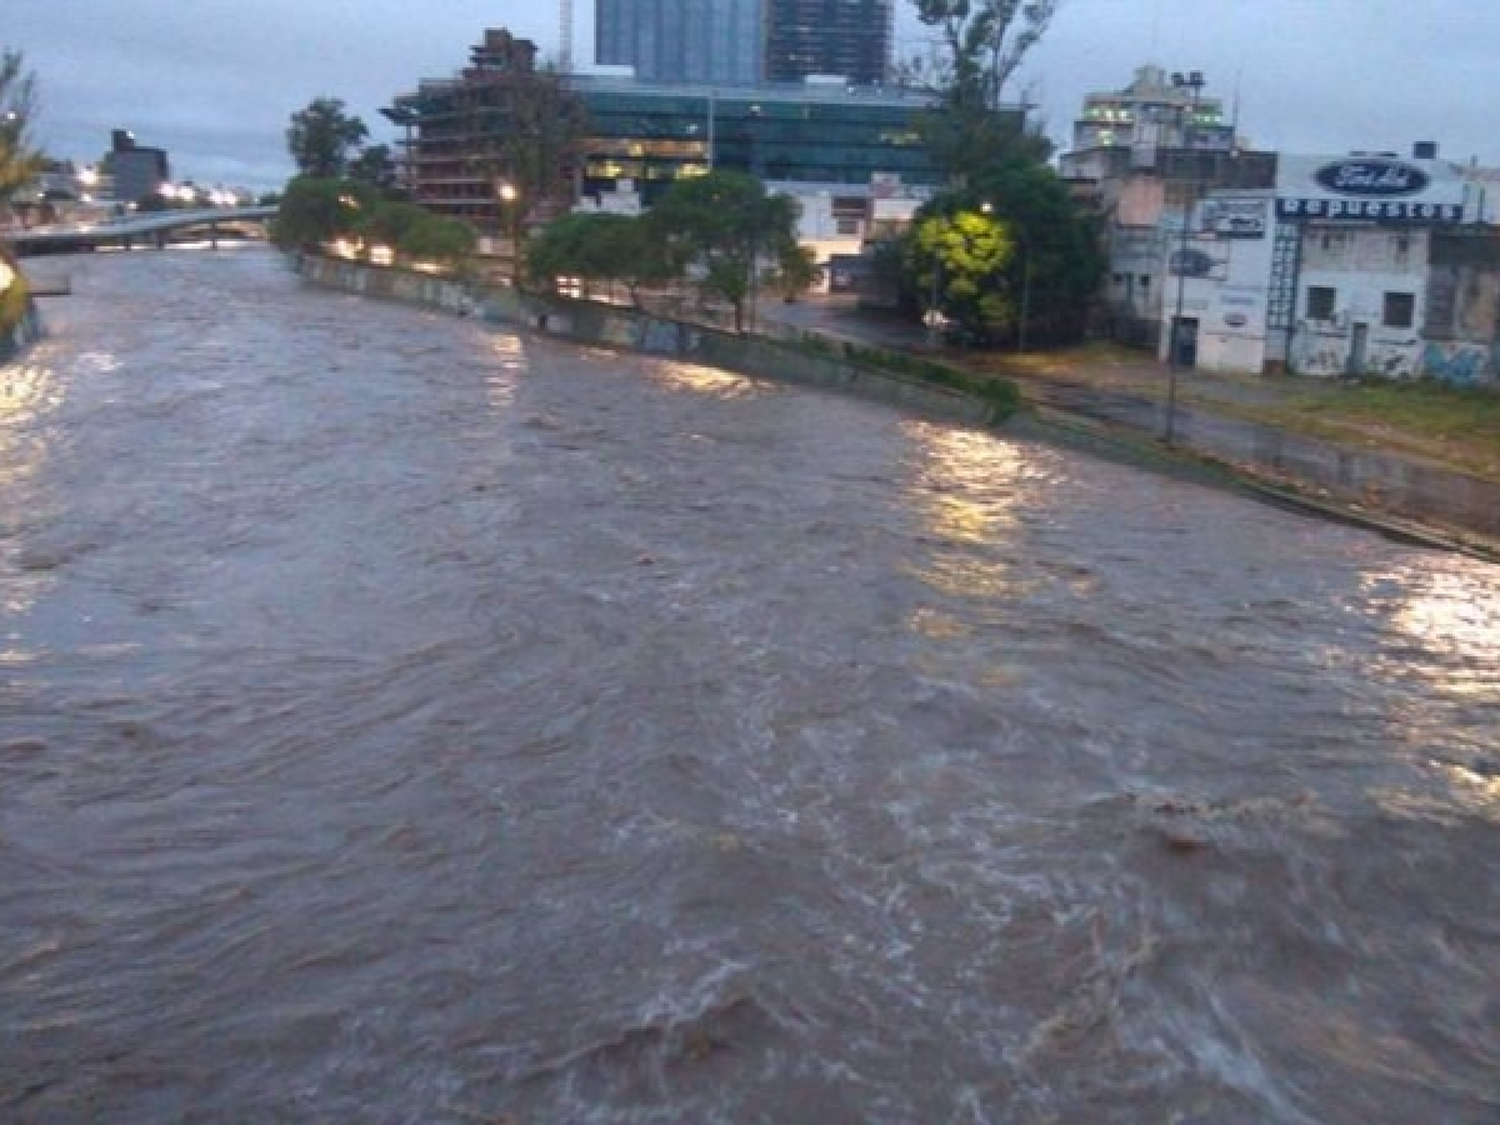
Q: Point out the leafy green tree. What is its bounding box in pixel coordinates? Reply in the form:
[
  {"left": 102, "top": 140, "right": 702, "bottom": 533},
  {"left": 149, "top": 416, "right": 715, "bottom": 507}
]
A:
[
  {"left": 907, "top": 1, "right": 1059, "bottom": 179},
  {"left": 969, "top": 156, "right": 1102, "bottom": 344},
  {"left": 648, "top": 171, "right": 799, "bottom": 331},
  {"left": 773, "top": 243, "right": 822, "bottom": 303},
  {"left": 286, "top": 97, "right": 369, "bottom": 179},
  {"left": 1, "top": 50, "right": 44, "bottom": 205},
  {"left": 347, "top": 143, "right": 398, "bottom": 192},
  {"left": 269, "top": 176, "right": 374, "bottom": 251},
  {"left": 906, "top": 155, "right": 1102, "bottom": 345},
  {"left": 526, "top": 211, "right": 677, "bottom": 305},
  {"left": 399, "top": 213, "right": 476, "bottom": 269},
  {"left": 889, "top": 5, "right": 1095, "bottom": 344},
  {"left": 911, "top": 0, "right": 1058, "bottom": 110},
  {"left": 359, "top": 200, "right": 429, "bottom": 254},
  {"left": 910, "top": 206, "right": 1014, "bottom": 341}
]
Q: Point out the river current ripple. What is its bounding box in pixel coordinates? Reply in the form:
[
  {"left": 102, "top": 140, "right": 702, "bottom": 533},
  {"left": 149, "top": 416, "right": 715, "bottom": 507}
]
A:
[{"left": 3, "top": 249, "right": 1498, "bottom": 1123}]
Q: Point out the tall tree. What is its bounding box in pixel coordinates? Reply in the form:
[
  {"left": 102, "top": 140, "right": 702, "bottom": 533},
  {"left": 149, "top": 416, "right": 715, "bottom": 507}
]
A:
[
  {"left": 286, "top": 97, "right": 369, "bottom": 179},
  {"left": 347, "top": 143, "right": 398, "bottom": 193},
  {"left": 1, "top": 49, "right": 44, "bottom": 204},
  {"left": 526, "top": 211, "right": 676, "bottom": 306},
  {"left": 910, "top": 206, "right": 1015, "bottom": 342},
  {"left": 463, "top": 63, "right": 587, "bottom": 229},
  {"left": 649, "top": 171, "right": 799, "bottom": 332},
  {"left": 906, "top": 154, "right": 1102, "bottom": 345},
  {"left": 396, "top": 213, "right": 476, "bottom": 271},
  {"left": 908, "top": 0, "right": 1059, "bottom": 179},
  {"left": 269, "top": 176, "right": 374, "bottom": 251},
  {"left": 912, "top": 0, "right": 1058, "bottom": 110},
  {"left": 774, "top": 243, "right": 823, "bottom": 303}
]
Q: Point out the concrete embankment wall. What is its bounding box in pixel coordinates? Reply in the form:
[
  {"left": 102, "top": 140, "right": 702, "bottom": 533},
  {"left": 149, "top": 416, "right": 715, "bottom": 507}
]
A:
[{"left": 295, "top": 255, "right": 1000, "bottom": 428}]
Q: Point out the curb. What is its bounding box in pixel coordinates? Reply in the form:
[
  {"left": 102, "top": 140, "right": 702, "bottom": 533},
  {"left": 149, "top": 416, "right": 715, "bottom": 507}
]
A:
[{"left": 1012, "top": 403, "right": 1500, "bottom": 565}]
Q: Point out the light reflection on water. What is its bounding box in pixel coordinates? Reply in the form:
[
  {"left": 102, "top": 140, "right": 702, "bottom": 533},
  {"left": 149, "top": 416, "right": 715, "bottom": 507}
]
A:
[
  {"left": 0, "top": 360, "right": 63, "bottom": 428},
  {"left": 1, "top": 356, "right": 66, "bottom": 619},
  {"left": 487, "top": 333, "right": 524, "bottom": 410},
  {"left": 646, "top": 360, "right": 769, "bottom": 398},
  {"left": 1438, "top": 761, "right": 1500, "bottom": 819},
  {"left": 1387, "top": 567, "right": 1500, "bottom": 692},
  {"left": 902, "top": 423, "right": 1031, "bottom": 607}
]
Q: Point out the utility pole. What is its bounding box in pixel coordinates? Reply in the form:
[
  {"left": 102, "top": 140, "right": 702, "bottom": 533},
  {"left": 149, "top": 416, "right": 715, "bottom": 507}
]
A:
[{"left": 1164, "top": 69, "right": 1204, "bottom": 447}]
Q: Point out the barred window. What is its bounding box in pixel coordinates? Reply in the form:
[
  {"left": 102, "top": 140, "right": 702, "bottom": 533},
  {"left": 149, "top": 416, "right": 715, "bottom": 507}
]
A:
[{"left": 1383, "top": 292, "right": 1415, "bottom": 329}]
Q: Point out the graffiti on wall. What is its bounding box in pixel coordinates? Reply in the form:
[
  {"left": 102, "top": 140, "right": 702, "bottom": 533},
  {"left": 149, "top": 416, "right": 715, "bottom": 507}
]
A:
[
  {"left": 1421, "top": 342, "right": 1495, "bottom": 386},
  {"left": 1294, "top": 332, "right": 1420, "bottom": 379},
  {"left": 637, "top": 319, "right": 682, "bottom": 355}
]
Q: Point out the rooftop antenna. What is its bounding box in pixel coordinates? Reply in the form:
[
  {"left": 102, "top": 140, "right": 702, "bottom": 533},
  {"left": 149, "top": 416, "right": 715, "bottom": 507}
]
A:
[{"left": 559, "top": 0, "right": 574, "bottom": 72}]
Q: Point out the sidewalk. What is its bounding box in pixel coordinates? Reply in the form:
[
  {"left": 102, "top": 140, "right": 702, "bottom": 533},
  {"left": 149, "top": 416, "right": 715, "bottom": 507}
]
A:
[{"left": 757, "top": 293, "right": 1500, "bottom": 560}]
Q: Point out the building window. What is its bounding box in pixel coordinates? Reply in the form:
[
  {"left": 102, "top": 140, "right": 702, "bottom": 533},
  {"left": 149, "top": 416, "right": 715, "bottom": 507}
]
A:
[
  {"left": 1140, "top": 275, "right": 1151, "bottom": 290},
  {"left": 1307, "top": 285, "right": 1336, "bottom": 320},
  {"left": 1383, "top": 291, "right": 1415, "bottom": 329}
]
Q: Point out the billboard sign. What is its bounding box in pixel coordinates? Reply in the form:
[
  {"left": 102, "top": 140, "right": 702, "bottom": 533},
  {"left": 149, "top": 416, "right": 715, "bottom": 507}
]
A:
[
  {"left": 1313, "top": 158, "right": 1429, "bottom": 197},
  {"left": 1277, "top": 154, "right": 1464, "bottom": 225},
  {"left": 1200, "top": 196, "right": 1269, "bottom": 238}
]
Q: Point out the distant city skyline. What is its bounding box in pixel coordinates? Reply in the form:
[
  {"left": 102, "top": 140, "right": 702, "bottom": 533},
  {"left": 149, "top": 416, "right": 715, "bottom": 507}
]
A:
[{"left": 9, "top": 1, "right": 1500, "bottom": 191}]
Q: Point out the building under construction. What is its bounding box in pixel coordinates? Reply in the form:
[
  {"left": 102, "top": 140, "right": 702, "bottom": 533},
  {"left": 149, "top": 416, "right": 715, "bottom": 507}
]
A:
[
  {"left": 381, "top": 30, "right": 580, "bottom": 232},
  {"left": 384, "top": 26, "right": 944, "bottom": 229}
]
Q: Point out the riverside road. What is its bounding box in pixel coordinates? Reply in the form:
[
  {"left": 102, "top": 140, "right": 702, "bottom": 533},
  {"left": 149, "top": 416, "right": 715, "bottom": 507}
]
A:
[{"left": 3, "top": 247, "right": 1498, "bottom": 1123}]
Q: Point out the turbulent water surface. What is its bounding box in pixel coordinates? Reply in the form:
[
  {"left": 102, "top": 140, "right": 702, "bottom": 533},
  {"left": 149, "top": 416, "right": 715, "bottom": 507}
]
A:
[{"left": 3, "top": 249, "right": 1498, "bottom": 1123}]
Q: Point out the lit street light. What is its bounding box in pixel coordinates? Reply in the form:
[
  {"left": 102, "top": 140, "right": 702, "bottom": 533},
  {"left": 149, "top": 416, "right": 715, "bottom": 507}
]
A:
[{"left": 497, "top": 181, "right": 520, "bottom": 286}]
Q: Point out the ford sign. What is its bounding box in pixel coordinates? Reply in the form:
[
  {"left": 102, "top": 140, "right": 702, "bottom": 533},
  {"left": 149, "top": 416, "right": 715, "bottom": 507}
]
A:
[{"left": 1314, "top": 158, "right": 1429, "bottom": 197}]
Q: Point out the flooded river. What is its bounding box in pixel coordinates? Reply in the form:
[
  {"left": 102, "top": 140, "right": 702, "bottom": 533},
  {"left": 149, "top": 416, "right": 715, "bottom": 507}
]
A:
[{"left": 3, "top": 248, "right": 1498, "bottom": 1123}]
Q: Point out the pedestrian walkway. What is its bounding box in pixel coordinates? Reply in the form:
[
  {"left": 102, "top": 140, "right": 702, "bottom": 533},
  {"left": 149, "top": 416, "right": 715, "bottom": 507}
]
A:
[{"left": 757, "top": 293, "right": 1500, "bottom": 560}]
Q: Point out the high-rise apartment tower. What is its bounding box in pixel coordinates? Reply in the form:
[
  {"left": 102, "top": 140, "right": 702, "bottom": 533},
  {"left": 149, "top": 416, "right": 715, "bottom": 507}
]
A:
[
  {"left": 765, "top": 0, "right": 892, "bottom": 85},
  {"left": 595, "top": 0, "right": 764, "bottom": 84}
]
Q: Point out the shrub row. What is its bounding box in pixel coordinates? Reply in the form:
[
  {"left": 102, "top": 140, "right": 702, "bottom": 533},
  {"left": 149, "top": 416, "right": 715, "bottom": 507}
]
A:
[{"left": 791, "top": 332, "right": 1022, "bottom": 420}]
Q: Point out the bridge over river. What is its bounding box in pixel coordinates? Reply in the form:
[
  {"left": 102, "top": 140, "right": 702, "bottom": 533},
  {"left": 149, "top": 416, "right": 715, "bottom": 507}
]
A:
[
  {"left": 2, "top": 247, "right": 1497, "bottom": 1123},
  {"left": 2, "top": 204, "right": 275, "bottom": 256}
]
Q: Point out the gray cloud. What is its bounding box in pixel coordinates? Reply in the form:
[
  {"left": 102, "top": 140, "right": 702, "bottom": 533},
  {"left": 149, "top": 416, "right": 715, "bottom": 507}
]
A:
[{"left": 7, "top": 0, "right": 1499, "bottom": 190}]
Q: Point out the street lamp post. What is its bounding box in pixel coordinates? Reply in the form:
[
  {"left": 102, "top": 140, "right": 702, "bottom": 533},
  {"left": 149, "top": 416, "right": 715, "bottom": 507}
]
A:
[
  {"left": 925, "top": 258, "right": 943, "bottom": 348},
  {"left": 497, "top": 181, "right": 520, "bottom": 286},
  {"left": 1164, "top": 69, "right": 1205, "bottom": 447}
]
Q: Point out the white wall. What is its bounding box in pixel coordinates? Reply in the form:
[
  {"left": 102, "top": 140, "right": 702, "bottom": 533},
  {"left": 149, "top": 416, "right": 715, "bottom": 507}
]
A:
[
  {"left": 1156, "top": 191, "right": 1276, "bottom": 374},
  {"left": 1291, "top": 228, "right": 1428, "bottom": 378}
]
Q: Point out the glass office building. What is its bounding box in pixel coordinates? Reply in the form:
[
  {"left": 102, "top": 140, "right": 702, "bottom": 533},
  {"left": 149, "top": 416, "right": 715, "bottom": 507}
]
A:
[
  {"left": 572, "top": 76, "right": 941, "bottom": 207},
  {"left": 386, "top": 30, "right": 952, "bottom": 224},
  {"left": 595, "top": 0, "right": 764, "bottom": 84},
  {"left": 765, "top": 0, "right": 892, "bottom": 85}
]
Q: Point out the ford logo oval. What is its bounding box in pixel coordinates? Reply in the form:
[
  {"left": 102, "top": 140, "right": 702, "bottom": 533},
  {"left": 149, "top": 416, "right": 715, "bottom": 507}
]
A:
[{"left": 1314, "top": 159, "right": 1429, "bottom": 198}]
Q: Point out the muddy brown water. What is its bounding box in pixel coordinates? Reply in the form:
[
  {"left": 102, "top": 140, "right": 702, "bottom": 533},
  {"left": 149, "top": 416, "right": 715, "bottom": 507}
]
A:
[{"left": 3, "top": 249, "right": 1498, "bottom": 1123}]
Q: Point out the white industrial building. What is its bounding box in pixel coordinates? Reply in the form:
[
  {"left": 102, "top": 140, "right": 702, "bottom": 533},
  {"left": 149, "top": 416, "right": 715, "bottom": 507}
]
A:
[{"left": 1160, "top": 148, "right": 1483, "bottom": 380}]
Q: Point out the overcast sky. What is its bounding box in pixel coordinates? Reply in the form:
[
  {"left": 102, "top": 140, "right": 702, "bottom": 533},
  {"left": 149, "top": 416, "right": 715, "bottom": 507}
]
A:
[{"left": 7, "top": 0, "right": 1498, "bottom": 191}]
